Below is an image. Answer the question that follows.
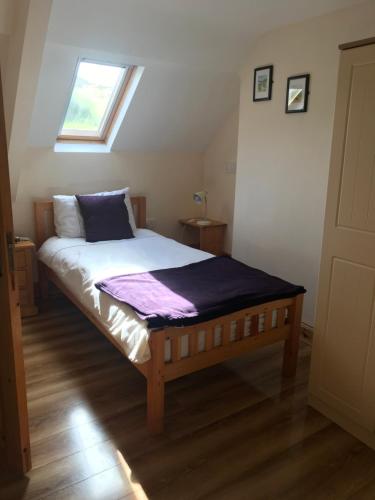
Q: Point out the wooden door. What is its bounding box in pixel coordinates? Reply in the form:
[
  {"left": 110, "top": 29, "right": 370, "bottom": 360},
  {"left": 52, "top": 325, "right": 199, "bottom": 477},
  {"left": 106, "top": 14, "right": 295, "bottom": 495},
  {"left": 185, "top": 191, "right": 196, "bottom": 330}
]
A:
[
  {"left": 0, "top": 73, "right": 31, "bottom": 473},
  {"left": 310, "top": 41, "right": 375, "bottom": 436}
]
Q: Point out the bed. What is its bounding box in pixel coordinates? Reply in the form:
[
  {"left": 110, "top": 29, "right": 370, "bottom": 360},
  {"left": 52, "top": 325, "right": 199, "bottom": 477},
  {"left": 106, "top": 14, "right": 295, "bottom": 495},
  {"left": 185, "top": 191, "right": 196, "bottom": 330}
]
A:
[{"left": 34, "top": 197, "right": 304, "bottom": 433}]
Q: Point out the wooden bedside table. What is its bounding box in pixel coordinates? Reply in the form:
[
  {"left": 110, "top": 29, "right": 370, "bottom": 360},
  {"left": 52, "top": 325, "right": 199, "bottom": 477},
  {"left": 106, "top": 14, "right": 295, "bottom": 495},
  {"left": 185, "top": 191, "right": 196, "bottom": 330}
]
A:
[
  {"left": 15, "top": 240, "right": 38, "bottom": 317},
  {"left": 179, "top": 219, "right": 227, "bottom": 256}
]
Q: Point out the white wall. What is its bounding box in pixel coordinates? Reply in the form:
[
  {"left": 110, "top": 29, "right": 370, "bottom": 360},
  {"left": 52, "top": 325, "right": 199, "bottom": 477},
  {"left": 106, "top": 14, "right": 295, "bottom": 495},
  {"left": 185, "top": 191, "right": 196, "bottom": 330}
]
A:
[
  {"left": 0, "top": 35, "right": 8, "bottom": 76},
  {"left": 233, "top": 1, "right": 375, "bottom": 326},
  {"left": 203, "top": 109, "right": 239, "bottom": 254},
  {"left": 0, "top": 0, "right": 14, "bottom": 36},
  {"left": 2, "top": 0, "right": 31, "bottom": 143},
  {"left": 0, "top": 0, "right": 14, "bottom": 88},
  {"left": 6, "top": 0, "right": 52, "bottom": 201},
  {"left": 13, "top": 149, "right": 204, "bottom": 240}
]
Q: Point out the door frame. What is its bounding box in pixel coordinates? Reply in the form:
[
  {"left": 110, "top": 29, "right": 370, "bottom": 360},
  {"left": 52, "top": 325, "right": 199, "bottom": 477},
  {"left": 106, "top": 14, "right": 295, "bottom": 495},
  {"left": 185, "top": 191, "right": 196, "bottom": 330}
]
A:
[{"left": 0, "top": 71, "right": 31, "bottom": 475}]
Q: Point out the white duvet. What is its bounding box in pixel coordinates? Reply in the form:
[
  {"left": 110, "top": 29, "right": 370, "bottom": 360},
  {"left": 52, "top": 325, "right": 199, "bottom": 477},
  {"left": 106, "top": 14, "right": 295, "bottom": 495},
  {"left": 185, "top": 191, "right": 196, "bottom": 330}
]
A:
[{"left": 38, "top": 229, "right": 212, "bottom": 364}]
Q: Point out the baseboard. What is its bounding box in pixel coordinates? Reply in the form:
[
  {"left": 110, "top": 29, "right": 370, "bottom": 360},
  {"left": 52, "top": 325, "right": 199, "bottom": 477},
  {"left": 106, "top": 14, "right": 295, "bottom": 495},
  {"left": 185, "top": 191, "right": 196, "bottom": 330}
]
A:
[
  {"left": 309, "top": 394, "right": 375, "bottom": 451},
  {"left": 301, "top": 322, "right": 313, "bottom": 343}
]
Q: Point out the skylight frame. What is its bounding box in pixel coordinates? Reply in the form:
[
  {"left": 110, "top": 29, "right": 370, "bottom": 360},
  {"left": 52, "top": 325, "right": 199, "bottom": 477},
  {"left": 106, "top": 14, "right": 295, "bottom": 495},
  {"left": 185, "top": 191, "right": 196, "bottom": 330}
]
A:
[{"left": 57, "top": 59, "right": 135, "bottom": 144}]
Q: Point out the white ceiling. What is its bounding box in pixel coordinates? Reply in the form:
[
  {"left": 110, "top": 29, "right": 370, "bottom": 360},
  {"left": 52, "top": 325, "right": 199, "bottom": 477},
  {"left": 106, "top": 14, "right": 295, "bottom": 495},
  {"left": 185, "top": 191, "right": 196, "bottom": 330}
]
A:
[{"left": 29, "top": 0, "right": 365, "bottom": 151}]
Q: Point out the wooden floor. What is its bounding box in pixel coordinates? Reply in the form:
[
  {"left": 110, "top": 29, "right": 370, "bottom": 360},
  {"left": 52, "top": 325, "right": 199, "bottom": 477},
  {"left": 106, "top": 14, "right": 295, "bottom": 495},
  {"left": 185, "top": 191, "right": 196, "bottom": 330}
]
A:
[{"left": 1, "top": 298, "right": 375, "bottom": 499}]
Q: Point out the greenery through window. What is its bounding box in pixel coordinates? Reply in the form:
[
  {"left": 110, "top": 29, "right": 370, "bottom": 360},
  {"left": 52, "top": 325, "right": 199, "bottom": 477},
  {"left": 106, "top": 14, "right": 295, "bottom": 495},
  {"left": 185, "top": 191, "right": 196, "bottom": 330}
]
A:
[{"left": 59, "top": 60, "right": 130, "bottom": 141}]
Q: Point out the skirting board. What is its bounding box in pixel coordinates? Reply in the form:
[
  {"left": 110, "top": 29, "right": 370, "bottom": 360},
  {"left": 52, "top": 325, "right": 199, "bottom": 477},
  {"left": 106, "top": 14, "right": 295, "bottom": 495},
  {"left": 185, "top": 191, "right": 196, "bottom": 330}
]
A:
[
  {"left": 309, "top": 394, "right": 375, "bottom": 451},
  {"left": 301, "top": 322, "right": 313, "bottom": 343}
]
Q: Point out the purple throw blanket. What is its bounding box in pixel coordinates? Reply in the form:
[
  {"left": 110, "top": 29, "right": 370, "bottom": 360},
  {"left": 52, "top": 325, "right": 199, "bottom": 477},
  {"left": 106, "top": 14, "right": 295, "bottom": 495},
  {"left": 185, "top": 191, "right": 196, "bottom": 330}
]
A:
[{"left": 95, "top": 257, "right": 305, "bottom": 328}]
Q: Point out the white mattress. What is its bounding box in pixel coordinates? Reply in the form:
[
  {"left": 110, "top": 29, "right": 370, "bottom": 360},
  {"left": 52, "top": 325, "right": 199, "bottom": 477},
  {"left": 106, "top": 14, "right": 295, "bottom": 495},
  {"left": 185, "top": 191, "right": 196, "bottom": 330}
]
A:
[{"left": 38, "top": 229, "right": 213, "bottom": 364}]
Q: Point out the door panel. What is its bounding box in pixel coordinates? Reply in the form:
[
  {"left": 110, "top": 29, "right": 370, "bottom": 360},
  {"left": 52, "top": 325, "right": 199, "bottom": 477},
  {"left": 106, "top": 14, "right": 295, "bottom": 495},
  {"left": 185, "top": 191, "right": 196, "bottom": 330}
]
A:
[
  {"left": 319, "top": 258, "right": 375, "bottom": 423},
  {"left": 338, "top": 63, "right": 375, "bottom": 232},
  {"left": 310, "top": 43, "right": 375, "bottom": 435}
]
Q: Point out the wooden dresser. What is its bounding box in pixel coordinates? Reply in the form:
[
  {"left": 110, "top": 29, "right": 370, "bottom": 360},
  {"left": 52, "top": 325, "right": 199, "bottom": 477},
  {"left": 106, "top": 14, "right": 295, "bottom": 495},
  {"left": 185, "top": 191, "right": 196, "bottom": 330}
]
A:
[{"left": 15, "top": 240, "right": 38, "bottom": 317}]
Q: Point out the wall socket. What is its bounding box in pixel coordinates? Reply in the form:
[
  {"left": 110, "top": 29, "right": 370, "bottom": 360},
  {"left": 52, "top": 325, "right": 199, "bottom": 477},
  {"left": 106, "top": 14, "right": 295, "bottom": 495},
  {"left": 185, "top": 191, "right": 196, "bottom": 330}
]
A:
[
  {"left": 225, "top": 161, "right": 236, "bottom": 174},
  {"left": 146, "top": 218, "right": 156, "bottom": 230}
]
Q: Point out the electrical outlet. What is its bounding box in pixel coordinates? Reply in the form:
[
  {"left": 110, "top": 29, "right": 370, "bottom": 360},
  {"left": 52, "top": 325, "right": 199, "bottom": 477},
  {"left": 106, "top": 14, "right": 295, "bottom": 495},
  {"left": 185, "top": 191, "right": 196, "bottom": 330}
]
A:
[{"left": 146, "top": 218, "right": 156, "bottom": 230}]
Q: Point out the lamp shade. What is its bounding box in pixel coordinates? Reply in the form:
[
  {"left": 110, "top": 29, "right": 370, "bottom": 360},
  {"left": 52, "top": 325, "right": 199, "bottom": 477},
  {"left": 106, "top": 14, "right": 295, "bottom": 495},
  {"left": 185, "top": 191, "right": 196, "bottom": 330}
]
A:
[
  {"left": 193, "top": 191, "right": 207, "bottom": 204},
  {"left": 192, "top": 191, "right": 209, "bottom": 223}
]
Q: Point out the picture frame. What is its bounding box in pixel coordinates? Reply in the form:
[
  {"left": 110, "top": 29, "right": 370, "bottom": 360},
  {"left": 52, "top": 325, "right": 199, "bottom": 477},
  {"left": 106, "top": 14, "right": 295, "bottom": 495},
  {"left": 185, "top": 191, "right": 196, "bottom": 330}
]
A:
[
  {"left": 253, "top": 65, "right": 273, "bottom": 101},
  {"left": 285, "top": 74, "right": 310, "bottom": 113}
]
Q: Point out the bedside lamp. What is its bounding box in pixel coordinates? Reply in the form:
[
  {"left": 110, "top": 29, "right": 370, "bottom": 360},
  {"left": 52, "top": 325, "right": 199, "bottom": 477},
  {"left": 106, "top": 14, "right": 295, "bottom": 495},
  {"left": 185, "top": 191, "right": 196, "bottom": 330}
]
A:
[{"left": 193, "top": 191, "right": 211, "bottom": 225}]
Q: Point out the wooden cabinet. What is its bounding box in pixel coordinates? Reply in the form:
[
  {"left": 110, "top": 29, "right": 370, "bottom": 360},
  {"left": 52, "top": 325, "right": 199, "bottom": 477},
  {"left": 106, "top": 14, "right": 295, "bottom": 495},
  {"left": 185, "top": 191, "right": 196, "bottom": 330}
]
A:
[
  {"left": 15, "top": 241, "right": 38, "bottom": 317},
  {"left": 309, "top": 40, "right": 375, "bottom": 450},
  {"left": 179, "top": 219, "right": 227, "bottom": 256}
]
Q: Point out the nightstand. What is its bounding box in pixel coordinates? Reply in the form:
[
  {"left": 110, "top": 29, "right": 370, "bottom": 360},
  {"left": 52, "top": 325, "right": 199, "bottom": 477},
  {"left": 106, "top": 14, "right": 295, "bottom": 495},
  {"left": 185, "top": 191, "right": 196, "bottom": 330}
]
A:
[
  {"left": 15, "top": 240, "right": 38, "bottom": 317},
  {"left": 179, "top": 219, "right": 227, "bottom": 256}
]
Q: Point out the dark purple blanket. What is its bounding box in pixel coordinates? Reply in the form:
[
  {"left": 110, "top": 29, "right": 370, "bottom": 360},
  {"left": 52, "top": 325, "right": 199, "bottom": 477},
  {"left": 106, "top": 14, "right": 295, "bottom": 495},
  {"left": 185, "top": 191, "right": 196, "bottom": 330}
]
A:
[{"left": 95, "top": 256, "right": 305, "bottom": 328}]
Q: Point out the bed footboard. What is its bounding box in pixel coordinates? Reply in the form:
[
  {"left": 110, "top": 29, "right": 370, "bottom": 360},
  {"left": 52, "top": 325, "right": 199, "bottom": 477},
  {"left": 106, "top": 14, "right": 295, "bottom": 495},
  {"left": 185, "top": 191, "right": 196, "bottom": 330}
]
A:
[{"left": 145, "top": 293, "right": 304, "bottom": 433}]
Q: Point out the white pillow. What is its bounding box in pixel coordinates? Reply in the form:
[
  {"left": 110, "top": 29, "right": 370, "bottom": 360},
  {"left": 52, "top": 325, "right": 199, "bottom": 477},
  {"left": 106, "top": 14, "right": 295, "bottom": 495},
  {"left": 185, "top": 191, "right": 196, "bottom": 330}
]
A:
[
  {"left": 53, "top": 187, "right": 137, "bottom": 238},
  {"left": 53, "top": 195, "right": 85, "bottom": 238}
]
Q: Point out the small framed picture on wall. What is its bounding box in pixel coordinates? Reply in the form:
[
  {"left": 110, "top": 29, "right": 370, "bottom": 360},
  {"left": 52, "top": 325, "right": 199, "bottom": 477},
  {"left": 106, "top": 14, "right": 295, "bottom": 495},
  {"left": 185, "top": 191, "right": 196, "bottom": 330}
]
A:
[
  {"left": 285, "top": 74, "right": 310, "bottom": 113},
  {"left": 253, "top": 65, "right": 273, "bottom": 101}
]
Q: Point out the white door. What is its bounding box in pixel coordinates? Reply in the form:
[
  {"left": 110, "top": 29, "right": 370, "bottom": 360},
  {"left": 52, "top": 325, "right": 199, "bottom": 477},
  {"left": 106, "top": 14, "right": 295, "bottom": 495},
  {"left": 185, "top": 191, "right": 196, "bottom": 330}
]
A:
[{"left": 310, "top": 42, "right": 375, "bottom": 433}]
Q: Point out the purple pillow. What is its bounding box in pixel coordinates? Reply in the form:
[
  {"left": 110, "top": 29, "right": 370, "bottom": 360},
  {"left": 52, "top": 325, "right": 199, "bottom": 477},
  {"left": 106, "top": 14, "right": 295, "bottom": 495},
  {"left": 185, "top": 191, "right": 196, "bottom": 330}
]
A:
[{"left": 76, "top": 194, "right": 134, "bottom": 242}]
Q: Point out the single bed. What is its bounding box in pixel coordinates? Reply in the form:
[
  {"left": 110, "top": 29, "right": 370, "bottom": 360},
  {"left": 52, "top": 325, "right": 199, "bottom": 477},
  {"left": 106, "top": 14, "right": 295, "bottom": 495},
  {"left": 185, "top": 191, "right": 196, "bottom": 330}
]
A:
[{"left": 35, "top": 197, "right": 304, "bottom": 433}]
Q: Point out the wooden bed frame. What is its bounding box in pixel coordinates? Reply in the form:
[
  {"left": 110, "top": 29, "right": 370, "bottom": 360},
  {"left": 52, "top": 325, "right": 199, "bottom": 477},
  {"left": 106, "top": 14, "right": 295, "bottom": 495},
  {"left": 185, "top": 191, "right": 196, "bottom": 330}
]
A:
[{"left": 34, "top": 197, "right": 304, "bottom": 434}]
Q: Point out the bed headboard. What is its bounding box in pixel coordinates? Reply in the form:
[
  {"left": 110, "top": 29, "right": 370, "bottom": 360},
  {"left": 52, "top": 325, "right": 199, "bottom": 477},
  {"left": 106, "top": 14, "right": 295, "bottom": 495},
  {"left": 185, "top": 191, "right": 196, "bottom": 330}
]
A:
[{"left": 34, "top": 196, "right": 146, "bottom": 249}]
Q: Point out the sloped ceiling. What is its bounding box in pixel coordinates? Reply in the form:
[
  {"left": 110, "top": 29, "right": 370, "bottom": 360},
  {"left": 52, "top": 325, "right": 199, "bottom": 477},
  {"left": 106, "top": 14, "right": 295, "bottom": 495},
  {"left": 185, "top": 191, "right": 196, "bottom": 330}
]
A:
[
  {"left": 29, "top": 42, "right": 239, "bottom": 151},
  {"left": 29, "top": 0, "right": 365, "bottom": 152},
  {"left": 0, "top": 0, "right": 14, "bottom": 36}
]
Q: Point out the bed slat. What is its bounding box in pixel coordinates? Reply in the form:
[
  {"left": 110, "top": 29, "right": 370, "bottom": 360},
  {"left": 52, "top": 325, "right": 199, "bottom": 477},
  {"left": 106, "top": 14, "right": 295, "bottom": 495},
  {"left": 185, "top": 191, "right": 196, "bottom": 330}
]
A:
[
  {"left": 171, "top": 336, "right": 181, "bottom": 362},
  {"left": 277, "top": 308, "right": 285, "bottom": 328},
  {"left": 237, "top": 318, "right": 245, "bottom": 341},
  {"left": 205, "top": 327, "right": 214, "bottom": 351},
  {"left": 222, "top": 322, "right": 231, "bottom": 345},
  {"left": 189, "top": 330, "right": 198, "bottom": 357},
  {"left": 264, "top": 310, "right": 273, "bottom": 332},
  {"left": 250, "top": 315, "right": 259, "bottom": 336}
]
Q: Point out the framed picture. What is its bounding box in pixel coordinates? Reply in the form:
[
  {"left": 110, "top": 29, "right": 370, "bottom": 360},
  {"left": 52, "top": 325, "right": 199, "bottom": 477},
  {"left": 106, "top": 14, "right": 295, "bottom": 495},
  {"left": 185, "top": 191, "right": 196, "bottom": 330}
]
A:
[
  {"left": 253, "top": 65, "right": 273, "bottom": 101},
  {"left": 285, "top": 74, "right": 310, "bottom": 113}
]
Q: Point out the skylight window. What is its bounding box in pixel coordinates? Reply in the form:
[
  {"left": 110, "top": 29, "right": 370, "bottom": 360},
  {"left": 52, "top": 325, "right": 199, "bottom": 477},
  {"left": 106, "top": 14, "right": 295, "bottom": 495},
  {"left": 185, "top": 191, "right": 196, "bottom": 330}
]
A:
[{"left": 58, "top": 60, "right": 134, "bottom": 143}]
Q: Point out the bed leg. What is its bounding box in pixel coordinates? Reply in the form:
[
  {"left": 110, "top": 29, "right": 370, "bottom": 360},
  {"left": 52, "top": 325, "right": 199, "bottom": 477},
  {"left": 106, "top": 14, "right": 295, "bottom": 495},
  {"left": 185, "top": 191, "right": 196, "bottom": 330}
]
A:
[
  {"left": 38, "top": 263, "right": 49, "bottom": 300},
  {"left": 282, "top": 293, "right": 303, "bottom": 377},
  {"left": 147, "top": 330, "right": 165, "bottom": 434}
]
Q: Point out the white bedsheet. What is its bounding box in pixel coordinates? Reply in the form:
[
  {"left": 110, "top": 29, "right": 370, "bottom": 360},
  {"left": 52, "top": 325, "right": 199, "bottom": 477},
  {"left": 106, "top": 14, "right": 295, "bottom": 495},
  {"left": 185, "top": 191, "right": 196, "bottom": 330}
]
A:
[{"left": 38, "top": 229, "right": 213, "bottom": 364}]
